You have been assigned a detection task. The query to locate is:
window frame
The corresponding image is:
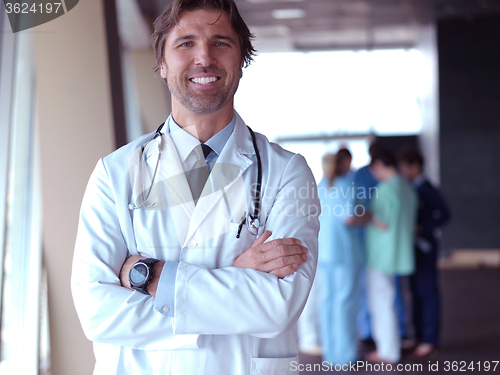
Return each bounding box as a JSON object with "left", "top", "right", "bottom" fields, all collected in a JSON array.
[{"left": 0, "top": 6, "right": 46, "bottom": 374}]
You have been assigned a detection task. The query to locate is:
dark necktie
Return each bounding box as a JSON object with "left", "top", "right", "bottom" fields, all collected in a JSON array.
[
  {"left": 201, "top": 144, "right": 212, "bottom": 160},
  {"left": 187, "top": 144, "right": 213, "bottom": 204}
]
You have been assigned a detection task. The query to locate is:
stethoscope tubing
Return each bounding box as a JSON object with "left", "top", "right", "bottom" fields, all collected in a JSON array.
[
  {"left": 130, "top": 123, "right": 263, "bottom": 238},
  {"left": 247, "top": 126, "right": 262, "bottom": 222}
]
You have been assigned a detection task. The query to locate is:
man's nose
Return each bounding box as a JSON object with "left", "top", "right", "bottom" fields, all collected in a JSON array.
[{"left": 194, "top": 44, "right": 216, "bottom": 67}]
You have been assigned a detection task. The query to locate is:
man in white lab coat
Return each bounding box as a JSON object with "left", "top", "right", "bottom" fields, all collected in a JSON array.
[{"left": 71, "top": 1, "right": 320, "bottom": 374}]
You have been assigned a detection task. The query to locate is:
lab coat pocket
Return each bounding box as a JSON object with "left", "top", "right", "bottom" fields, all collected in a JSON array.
[
  {"left": 251, "top": 355, "right": 299, "bottom": 375},
  {"left": 229, "top": 221, "right": 254, "bottom": 245},
  {"left": 229, "top": 220, "right": 254, "bottom": 241}
]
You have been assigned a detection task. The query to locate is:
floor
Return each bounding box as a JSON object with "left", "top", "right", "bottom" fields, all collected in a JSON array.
[{"left": 299, "top": 268, "right": 500, "bottom": 374}]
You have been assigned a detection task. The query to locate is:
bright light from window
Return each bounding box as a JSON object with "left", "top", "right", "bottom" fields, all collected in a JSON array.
[
  {"left": 236, "top": 49, "right": 423, "bottom": 140},
  {"left": 235, "top": 49, "right": 424, "bottom": 181},
  {"left": 271, "top": 9, "right": 306, "bottom": 19}
]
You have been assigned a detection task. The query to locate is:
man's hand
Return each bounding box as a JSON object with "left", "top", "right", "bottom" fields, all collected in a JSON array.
[
  {"left": 233, "top": 230, "right": 308, "bottom": 279},
  {"left": 119, "top": 255, "right": 165, "bottom": 297}
]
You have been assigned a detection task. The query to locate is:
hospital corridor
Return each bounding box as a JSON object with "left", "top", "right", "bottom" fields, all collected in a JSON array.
[{"left": 1, "top": 0, "right": 499, "bottom": 374}]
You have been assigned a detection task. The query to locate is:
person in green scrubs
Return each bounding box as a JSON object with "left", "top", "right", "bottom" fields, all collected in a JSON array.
[{"left": 364, "top": 149, "right": 417, "bottom": 363}]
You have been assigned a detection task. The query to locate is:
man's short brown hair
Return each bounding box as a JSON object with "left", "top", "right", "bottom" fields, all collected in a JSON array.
[{"left": 151, "top": 0, "right": 256, "bottom": 71}]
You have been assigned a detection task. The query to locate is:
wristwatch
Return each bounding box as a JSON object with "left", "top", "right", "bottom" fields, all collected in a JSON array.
[{"left": 129, "top": 258, "right": 159, "bottom": 295}]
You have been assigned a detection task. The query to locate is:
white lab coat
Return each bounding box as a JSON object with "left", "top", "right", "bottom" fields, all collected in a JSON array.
[{"left": 71, "top": 112, "right": 320, "bottom": 375}]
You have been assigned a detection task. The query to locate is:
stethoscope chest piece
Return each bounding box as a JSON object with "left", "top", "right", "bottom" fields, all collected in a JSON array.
[
  {"left": 247, "top": 216, "right": 259, "bottom": 235},
  {"left": 236, "top": 211, "right": 260, "bottom": 238}
]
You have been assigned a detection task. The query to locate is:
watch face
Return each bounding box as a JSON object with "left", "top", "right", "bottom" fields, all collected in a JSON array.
[{"left": 130, "top": 263, "right": 148, "bottom": 284}]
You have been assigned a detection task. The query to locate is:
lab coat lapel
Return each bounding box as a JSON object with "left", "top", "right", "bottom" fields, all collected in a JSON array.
[
  {"left": 146, "top": 132, "right": 196, "bottom": 247},
  {"left": 183, "top": 113, "right": 256, "bottom": 246}
]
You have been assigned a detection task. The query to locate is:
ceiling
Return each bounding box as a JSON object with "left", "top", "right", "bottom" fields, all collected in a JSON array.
[{"left": 135, "top": 0, "right": 500, "bottom": 51}]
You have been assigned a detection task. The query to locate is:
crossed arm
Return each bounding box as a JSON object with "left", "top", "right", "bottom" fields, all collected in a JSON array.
[
  {"left": 73, "top": 154, "right": 319, "bottom": 348},
  {"left": 119, "top": 230, "right": 309, "bottom": 296}
]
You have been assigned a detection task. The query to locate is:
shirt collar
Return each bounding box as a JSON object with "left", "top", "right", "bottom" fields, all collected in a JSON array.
[
  {"left": 204, "top": 115, "right": 235, "bottom": 159},
  {"left": 166, "top": 114, "right": 236, "bottom": 163},
  {"left": 166, "top": 116, "right": 200, "bottom": 163}
]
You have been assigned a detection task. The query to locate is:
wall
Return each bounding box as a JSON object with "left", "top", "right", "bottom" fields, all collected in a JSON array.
[
  {"left": 129, "top": 49, "right": 171, "bottom": 134},
  {"left": 438, "top": 14, "right": 500, "bottom": 250},
  {"left": 34, "top": 0, "right": 114, "bottom": 373},
  {"left": 416, "top": 25, "right": 440, "bottom": 187}
]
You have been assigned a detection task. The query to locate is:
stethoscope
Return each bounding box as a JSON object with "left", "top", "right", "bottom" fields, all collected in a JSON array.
[{"left": 128, "top": 123, "right": 262, "bottom": 239}]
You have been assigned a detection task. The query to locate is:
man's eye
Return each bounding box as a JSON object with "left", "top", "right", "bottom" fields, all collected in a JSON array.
[
  {"left": 180, "top": 42, "right": 192, "bottom": 47},
  {"left": 215, "top": 42, "right": 228, "bottom": 46}
]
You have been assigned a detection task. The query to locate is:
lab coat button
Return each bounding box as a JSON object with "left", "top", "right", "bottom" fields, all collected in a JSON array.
[
  {"left": 162, "top": 306, "right": 170, "bottom": 313},
  {"left": 187, "top": 239, "right": 197, "bottom": 249}
]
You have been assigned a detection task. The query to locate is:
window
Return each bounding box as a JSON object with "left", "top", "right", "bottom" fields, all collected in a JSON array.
[
  {"left": 0, "top": 7, "right": 49, "bottom": 375},
  {"left": 235, "top": 49, "right": 423, "bottom": 180}
]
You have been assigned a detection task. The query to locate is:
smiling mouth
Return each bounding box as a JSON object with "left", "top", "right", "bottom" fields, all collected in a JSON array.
[{"left": 190, "top": 76, "right": 220, "bottom": 85}]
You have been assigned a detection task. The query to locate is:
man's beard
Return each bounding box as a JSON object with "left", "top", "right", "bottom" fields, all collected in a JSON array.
[{"left": 166, "top": 67, "right": 239, "bottom": 114}]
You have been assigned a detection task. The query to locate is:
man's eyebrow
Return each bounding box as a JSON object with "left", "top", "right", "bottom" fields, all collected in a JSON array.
[
  {"left": 171, "top": 34, "right": 236, "bottom": 44},
  {"left": 212, "top": 34, "right": 236, "bottom": 43},
  {"left": 172, "top": 35, "right": 197, "bottom": 44}
]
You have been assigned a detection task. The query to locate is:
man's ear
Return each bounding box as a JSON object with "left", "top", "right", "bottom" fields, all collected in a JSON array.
[{"left": 160, "top": 61, "right": 168, "bottom": 79}]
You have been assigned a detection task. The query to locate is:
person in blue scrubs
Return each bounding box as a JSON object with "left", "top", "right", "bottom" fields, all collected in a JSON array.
[
  {"left": 317, "top": 149, "right": 362, "bottom": 365},
  {"left": 352, "top": 152, "right": 379, "bottom": 344}
]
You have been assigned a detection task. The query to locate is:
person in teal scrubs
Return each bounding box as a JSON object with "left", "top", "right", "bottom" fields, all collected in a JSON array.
[
  {"left": 364, "top": 149, "right": 417, "bottom": 363},
  {"left": 317, "top": 149, "right": 363, "bottom": 365}
]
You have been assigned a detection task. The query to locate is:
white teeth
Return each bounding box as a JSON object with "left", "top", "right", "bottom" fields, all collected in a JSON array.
[{"left": 191, "top": 76, "right": 218, "bottom": 84}]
